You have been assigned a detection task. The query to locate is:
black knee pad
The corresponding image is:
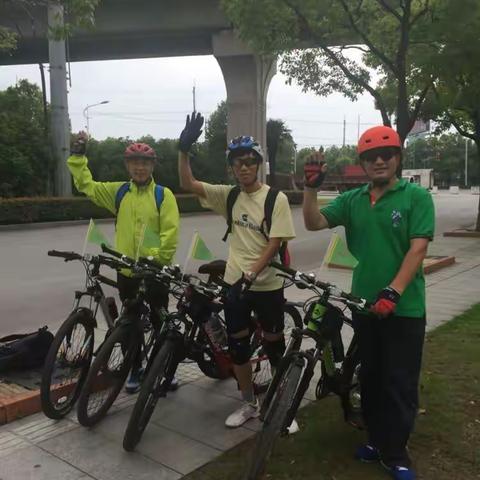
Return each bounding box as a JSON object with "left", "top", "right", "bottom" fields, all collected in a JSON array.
[
  {"left": 228, "top": 335, "right": 251, "bottom": 365},
  {"left": 263, "top": 337, "right": 286, "bottom": 368}
]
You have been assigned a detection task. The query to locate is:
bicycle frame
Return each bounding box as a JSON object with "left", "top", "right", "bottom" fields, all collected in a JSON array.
[{"left": 69, "top": 257, "right": 119, "bottom": 331}]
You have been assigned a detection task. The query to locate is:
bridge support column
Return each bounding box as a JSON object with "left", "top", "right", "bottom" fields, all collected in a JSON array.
[
  {"left": 48, "top": 1, "right": 71, "bottom": 196},
  {"left": 213, "top": 31, "right": 276, "bottom": 183}
]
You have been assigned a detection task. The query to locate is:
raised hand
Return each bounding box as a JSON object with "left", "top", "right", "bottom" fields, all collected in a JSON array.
[
  {"left": 71, "top": 131, "right": 89, "bottom": 156},
  {"left": 179, "top": 112, "right": 204, "bottom": 153},
  {"left": 304, "top": 148, "right": 327, "bottom": 189}
]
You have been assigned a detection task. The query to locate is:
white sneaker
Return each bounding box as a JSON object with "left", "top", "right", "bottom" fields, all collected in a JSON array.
[
  {"left": 287, "top": 418, "right": 300, "bottom": 434},
  {"left": 225, "top": 399, "right": 260, "bottom": 428}
]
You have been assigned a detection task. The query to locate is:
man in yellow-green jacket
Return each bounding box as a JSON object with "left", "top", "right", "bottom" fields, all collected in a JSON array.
[{"left": 68, "top": 133, "right": 180, "bottom": 392}]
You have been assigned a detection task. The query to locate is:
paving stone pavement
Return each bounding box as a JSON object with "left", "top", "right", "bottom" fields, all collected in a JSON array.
[{"left": 1, "top": 234, "right": 478, "bottom": 480}]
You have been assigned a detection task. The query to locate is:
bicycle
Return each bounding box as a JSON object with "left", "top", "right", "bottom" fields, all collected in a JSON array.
[
  {"left": 76, "top": 245, "right": 175, "bottom": 427},
  {"left": 41, "top": 250, "right": 125, "bottom": 420},
  {"left": 242, "top": 261, "right": 369, "bottom": 480},
  {"left": 122, "top": 263, "right": 303, "bottom": 451}
]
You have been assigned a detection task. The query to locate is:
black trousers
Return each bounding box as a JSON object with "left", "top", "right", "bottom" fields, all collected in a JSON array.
[
  {"left": 353, "top": 313, "right": 426, "bottom": 467},
  {"left": 117, "top": 273, "right": 169, "bottom": 370},
  {"left": 117, "top": 273, "right": 169, "bottom": 317}
]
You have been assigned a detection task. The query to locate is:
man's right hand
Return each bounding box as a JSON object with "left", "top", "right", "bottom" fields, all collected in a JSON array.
[
  {"left": 71, "top": 131, "right": 89, "bottom": 156},
  {"left": 179, "top": 112, "right": 204, "bottom": 154},
  {"left": 226, "top": 274, "right": 252, "bottom": 304},
  {"left": 304, "top": 149, "right": 327, "bottom": 189}
]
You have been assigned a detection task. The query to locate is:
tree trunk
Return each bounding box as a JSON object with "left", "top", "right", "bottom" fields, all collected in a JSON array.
[{"left": 475, "top": 139, "right": 480, "bottom": 231}]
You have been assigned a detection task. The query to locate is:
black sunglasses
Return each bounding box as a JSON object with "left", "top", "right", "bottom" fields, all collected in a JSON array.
[
  {"left": 232, "top": 156, "right": 258, "bottom": 168},
  {"left": 360, "top": 147, "right": 399, "bottom": 163}
]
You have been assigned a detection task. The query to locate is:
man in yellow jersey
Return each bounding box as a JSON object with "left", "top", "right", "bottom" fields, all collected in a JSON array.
[
  {"left": 177, "top": 113, "right": 297, "bottom": 428},
  {"left": 303, "top": 126, "right": 435, "bottom": 480},
  {"left": 68, "top": 133, "right": 180, "bottom": 392}
]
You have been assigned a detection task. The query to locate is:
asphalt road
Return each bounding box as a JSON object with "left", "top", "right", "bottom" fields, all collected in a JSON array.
[{"left": 0, "top": 191, "right": 477, "bottom": 336}]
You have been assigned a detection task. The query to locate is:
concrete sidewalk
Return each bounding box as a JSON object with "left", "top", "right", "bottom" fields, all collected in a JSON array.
[{"left": 1, "top": 233, "right": 479, "bottom": 480}]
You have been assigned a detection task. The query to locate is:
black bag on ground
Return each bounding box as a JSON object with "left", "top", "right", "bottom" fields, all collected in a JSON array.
[{"left": 0, "top": 326, "right": 54, "bottom": 372}]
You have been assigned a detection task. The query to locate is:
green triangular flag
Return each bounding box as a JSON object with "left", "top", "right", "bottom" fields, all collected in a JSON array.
[
  {"left": 86, "top": 219, "right": 111, "bottom": 247},
  {"left": 191, "top": 232, "right": 214, "bottom": 261},
  {"left": 324, "top": 232, "right": 358, "bottom": 269}
]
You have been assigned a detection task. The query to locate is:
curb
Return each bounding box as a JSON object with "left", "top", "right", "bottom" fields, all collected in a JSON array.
[
  {"left": 0, "top": 210, "right": 216, "bottom": 232},
  {"left": 326, "top": 255, "right": 456, "bottom": 275},
  {"left": 443, "top": 229, "right": 480, "bottom": 238},
  {"left": 423, "top": 255, "right": 456, "bottom": 274},
  {"left": 0, "top": 389, "right": 41, "bottom": 425}
]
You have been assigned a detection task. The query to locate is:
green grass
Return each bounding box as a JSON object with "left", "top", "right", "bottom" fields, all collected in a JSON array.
[{"left": 185, "top": 304, "right": 480, "bottom": 480}]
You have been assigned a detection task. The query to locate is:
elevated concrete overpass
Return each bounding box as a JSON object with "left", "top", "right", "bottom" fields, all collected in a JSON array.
[
  {"left": 0, "top": 0, "right": 232, "bottom": 64},
  {"left": 0, "top": 0, "right": 275, "bottom": 194}
]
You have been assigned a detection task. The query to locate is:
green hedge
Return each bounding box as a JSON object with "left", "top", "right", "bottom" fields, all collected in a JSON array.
[{"left": 0, "top": 190, "right": 302, "bottom": 225}]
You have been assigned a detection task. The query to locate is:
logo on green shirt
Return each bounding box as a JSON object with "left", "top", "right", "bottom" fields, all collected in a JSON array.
[{"left": 391, "top": 209, "right": 402, "bottom": 228}]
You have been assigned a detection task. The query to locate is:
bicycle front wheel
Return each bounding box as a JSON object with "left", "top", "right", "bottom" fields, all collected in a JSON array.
[
  {"left": 123, "top": 338, "right": 177, "bottom": 451},
  {"left": 243, "top": 361, "right": 303, "bottom": 480},
  {"left": 40, "top": 309, "right": 95, "bottom": 419},
  {"left": 77, "top": 324, "right": 138, "bottom": 427}
]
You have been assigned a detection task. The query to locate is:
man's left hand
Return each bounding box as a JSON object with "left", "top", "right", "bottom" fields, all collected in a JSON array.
[{"left": 371, "top": 286, "right": 401, "bottom": 317}]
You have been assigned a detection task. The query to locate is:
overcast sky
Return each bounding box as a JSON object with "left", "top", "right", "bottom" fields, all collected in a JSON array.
[{"left": 0, "top": 55, "right": 382, "bottom": 148}]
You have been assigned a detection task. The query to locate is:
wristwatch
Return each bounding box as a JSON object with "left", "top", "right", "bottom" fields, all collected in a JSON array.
[{"left": 244, "top": 271, "right": 257, "bottom": 282}]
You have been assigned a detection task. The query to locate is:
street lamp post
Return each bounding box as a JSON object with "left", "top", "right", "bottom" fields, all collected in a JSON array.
[{"left": 83, "top": 100, "right": 110, "bottom": 136}]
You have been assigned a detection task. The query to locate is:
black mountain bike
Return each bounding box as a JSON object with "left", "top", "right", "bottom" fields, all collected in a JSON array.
[
  {"left": 122, "top": 264, "right": 303, "bottom": 452},
  {"left": 242, "top": 262, "right": 370, "bottom": 480},
  {"left": 76, "top": 245, "right": 176, "bottom": 427},
  {"left": 41, "top": 250, "right": 125, "bottom": 420}
]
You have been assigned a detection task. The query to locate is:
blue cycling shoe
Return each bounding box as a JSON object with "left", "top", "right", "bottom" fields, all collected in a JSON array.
[
  {"left": 125, "top": 368, "right": 180, "bottom": 394},
  {"left": 383, "top": 464, "right": 416, "bottom": 480},
  {"left": 355, "top": 444, "right": 380, "bottom": 463},
  {"left": 125, "top": 368, "right": 144, "bottom": 394}
]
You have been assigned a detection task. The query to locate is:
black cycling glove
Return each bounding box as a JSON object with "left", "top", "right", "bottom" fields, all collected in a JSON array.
[{"left": 179, "top": 112, "right": 204, "bottom": 153}]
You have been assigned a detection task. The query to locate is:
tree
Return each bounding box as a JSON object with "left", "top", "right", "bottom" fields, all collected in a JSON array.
[
  {"left": 415, "top": 0, "right": 480, "bottom": 230},
  {"left": 0, "top": 80, "right": 50, "bottom": 197},
  {"left": 222, "top": 0, "right": 438, "bottom": 143},
  {"left": 196, "top": 101, "right": 231, "bottom": 185},
  {"left": 266, "top": 119, "right": 295, "bottom": 183}
]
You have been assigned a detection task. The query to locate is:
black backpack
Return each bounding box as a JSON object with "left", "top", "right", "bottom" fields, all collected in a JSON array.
[
  {"left": 0, "top": 326, "right": 54, "bottom": 373},
  {"left": 222, "top": 186, "right": 291, "bottom": 266}
]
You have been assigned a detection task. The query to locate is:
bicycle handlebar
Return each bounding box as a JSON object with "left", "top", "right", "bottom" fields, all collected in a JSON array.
[
  {"left": 101, "top": 243, "right": 131, "bottom": 261},
  {"left": 48, "top": 250, "right": 83, "bottom": 262},
  {"left": 270, "top": 261, "right": 368, "bottom": 309}
]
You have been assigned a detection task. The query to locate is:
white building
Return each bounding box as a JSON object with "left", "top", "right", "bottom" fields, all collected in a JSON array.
[{"left": 402, "top": 169, "right": 434, "bottom": 189}]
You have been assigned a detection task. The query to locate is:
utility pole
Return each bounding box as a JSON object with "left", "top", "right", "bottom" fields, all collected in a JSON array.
[
  {"left": 342, "top": 116, "right": 346, "bottom": 147},
  {"left": 48, "top": 0, "right": 71, "bottom": 196},
  {"left": 465, "top": 138, "right": 469, "bottom": 187},
  {"left": 192, "top": 81, "right": 196, "bottom": 113},
  {"left": 357, "top": 114, "right": 360, "bottom": 140}
]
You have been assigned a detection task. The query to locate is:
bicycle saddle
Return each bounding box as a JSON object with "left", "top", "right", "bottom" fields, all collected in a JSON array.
[{"left": 198, "top": 259, "right": 227, "bottom": 277}]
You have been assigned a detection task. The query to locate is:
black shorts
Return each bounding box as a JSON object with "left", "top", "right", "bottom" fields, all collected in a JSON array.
[{"left": 223, "top": 288, "right": 285, "bottom": 336}]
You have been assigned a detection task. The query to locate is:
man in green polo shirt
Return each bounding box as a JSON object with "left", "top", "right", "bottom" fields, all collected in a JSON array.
[{"left": 303, "top": 126, "right": 435, "bottom": 480}]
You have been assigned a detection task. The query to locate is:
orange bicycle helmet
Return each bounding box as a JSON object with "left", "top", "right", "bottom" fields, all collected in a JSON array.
[{"left": 357, "top": 126, "right": 401, "bottom": 155}]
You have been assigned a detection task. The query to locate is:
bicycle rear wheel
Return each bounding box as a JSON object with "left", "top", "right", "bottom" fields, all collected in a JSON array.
[
  {"left": 243, "top": 361, "right": 303, "bottom": 480},
  {"left": 40, "top": 309, "right": 95, "bottom": 419},
  {"left": 123, "top": 339, "right": 177, "bottom": 451},
  {"left": 77, "top": 324, "right": 138, "bottom": 427}
]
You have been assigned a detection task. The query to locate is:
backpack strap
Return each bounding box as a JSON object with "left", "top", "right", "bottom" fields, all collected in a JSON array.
[
  {"left": 222, "top": 186, "right": 241, "bottom": 242},
  {"left": 115, "top": 182, "right": 131, "bottom": 213},
  {"left": 154, "top": 184, "right": 165, "bottom": 210},
  {"left": 260, "top": 187, "right": 280, "bottom": 241},
  {"left": 115, "top": 182, "right": 164, "bottom": 214}
]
